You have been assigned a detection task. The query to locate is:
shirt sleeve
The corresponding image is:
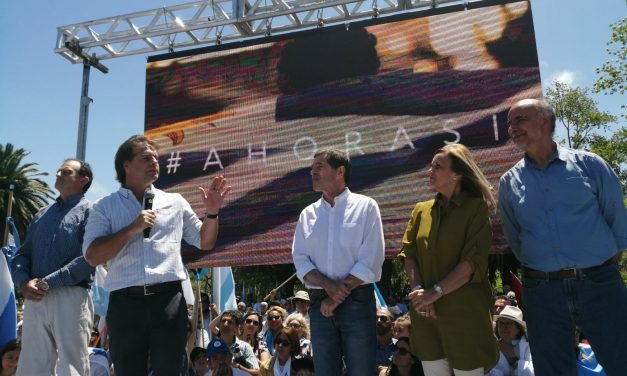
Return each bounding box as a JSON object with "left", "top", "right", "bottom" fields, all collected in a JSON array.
[
  {"left": 459, "top": 200, "right": 493, "bottom": 284},
  {"left": 588, "top": 154, "right": 627, "bottom": 251},
  {"left": 82, "top": 200, "right": 113, "bottom": 257},
  {"left": 348, "top": 199, "right": 385, "bottom": 283},
  {"left": 398, "top": 203, "right": 422, "bottom": 260},
  {"left": 179, "top": 194, "right": 203, "bottom": 249},
  {"left": 292, "top": 211, "right": 318, "bottom": 283},
  {"left": 497, "top": 175, "right": 522, "bottom": 259},
  {"left": 10, "top": 225, "right": 35, "bottom": 288},
  {"left": 42, "top": 256, "right": 95, "bottom": 289}
]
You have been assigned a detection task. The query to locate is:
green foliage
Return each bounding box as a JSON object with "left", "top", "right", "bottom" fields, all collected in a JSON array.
[
  {"left": 589, "top": 128, "right": 627, "bottom": 193},
  {"left": 545, "top": 81, "right": 617, "bottom": 149},
  {"left": 594, "top": 17, "right": 626, "bottom": 118},
  {"left": 0, "top": 143, "right": 54, "bottom": 243}
]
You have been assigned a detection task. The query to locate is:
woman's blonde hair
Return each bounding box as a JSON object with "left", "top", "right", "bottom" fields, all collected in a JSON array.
[
  {"left": 285, "top": 313, "right": 310, "bottom": 339},
  {"left": 435, "top": 143, "right": 496, "bottom": 208}
]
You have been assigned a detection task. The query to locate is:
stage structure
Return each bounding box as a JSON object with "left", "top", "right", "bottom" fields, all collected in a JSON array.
[{"left": 55, "top": 0, "right": 542, "bottom": 268}]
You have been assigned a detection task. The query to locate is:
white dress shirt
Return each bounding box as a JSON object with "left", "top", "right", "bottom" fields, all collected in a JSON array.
[
  {"left": 292, "top": 188, "right": 385, "bottom": 288},
  {"left": 82, "top": 186, "right": 203, "bottom": 291}
]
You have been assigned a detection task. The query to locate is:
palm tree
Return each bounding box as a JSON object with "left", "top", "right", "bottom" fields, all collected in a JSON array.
[{"left": 0, "top": 143, "right": 54, "bottom": 245}]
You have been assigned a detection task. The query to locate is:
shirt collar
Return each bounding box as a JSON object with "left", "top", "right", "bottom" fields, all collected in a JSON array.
[
  {"left": 522, "top": 142, "right": 565, "bottom": 169},
  {"left": 435, "top": 190, "right": 468, "bottom": 208},
  {"left": 320, "top": 187, "right": 350, "bottom": 208},
  {"left": 118, "top": 184, "right": 155, "bottom": 200},
  {"left": 55, "top": 193, "right": 85, "bottom": 207}
]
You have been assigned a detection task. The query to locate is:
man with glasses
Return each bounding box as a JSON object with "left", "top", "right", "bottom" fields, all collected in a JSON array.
[
  {"left": 375, "top": 308, "right": 396, "bottom": 371},
  {"left": 215, "top": 310, "right": 258, "bottom": 372},
  {"left": 286, "top": 290, "right": 310, "bottom": 325},
  {"left": 292, "top": 149, "right": 385, "bottom": 375},
  {"left": 12, "top": 158, "right": 95, "bottom": 375}
]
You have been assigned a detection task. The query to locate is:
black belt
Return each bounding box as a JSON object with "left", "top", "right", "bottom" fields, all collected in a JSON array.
[
  {"left": 116, "top": 280, "right": 182, "bottom": 296},
  {"left": 75, "top": 281, "right": 90, "bottom": 289},
  {"left": 309, "top": 283, "right": 373, "bottom": 298},
  {"left": 523, "top": 258, "right": 616, "bottom": 280}
]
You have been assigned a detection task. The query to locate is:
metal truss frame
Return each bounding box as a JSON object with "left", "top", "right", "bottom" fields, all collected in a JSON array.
[{"left": 54, "top": 0, "right": 493, "bottom": 63}]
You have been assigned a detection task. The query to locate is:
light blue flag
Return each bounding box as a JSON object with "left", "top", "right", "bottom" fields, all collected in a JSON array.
[
  {"left": 90, "top": 265, "right": 110, "bottom": 318},
  {"left": 0, "top": 251, "right": 16, "bottom": 348},
  {"left": 212, "top": 267, "right": 237, "bottom": 313}
]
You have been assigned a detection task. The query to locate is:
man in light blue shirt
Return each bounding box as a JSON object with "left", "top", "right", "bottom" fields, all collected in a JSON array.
[
  {"left": 12, "top": 158, "right": 95, "bottom": 375},
  {"left": 83, "top": 135, "right": 230, "bottom": 375},
  {"left": 498, "top": 98, "right": 627, "bottom": 375}
]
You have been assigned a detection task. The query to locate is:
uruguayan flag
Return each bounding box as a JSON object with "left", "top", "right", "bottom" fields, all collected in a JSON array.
[
  {"left": 212, "top": 267, "right": 237, "bottom": 313},
  {"left": 0, "top": 252, "right": 16, "bottom": 347},
  {"left": 90, "top": 265, "right": 109, "bottom": 318}
]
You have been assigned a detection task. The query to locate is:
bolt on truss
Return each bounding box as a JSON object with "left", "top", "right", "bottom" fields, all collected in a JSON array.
[{"left": 55, "top": 0, "right": 481, "bottom": 63}]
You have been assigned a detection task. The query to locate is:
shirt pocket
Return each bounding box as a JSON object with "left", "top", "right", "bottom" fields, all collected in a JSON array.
[{"left": 339, "top": 222, "right": 361, "bottom": 249}]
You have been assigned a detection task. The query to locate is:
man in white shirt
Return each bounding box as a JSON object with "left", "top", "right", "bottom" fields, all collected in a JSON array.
[
  {"left": 83, "top": 135, "right": 230, "bottom": 375},
  {"left": 292, "top": 149, "right": 385, "bottom": 376}
]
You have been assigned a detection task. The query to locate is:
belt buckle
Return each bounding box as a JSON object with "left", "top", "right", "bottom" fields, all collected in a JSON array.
[{"left": 143, "top": 284, "right": 155, "bottom": 296}]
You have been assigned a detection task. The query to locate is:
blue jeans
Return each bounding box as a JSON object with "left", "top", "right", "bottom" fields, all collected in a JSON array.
[
  {"left": 309, "top": 285, "right": 377, "bottom": 376},
  {"left": 523, "top": 262, "right": 627, "bottom": 376}
]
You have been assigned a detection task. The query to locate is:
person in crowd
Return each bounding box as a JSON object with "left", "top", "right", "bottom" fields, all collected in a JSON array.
[
  {"left": 83, "top": 135, "right": 230, "bottom": 375},
  {"left": 0, "top": 339, "right": 21, "bottom": 376},
  {"left": 206, "top": 338, "right": 249, "bottom": 376},
  {"left": 260, "top": 306, "right": 287, "bottom": 362},
  {"left": 378, "top": 337, "right": 425, "bottom": 376},
  {"left": 498, "top": 99, "right": 627, "bottom": 375},
  {"left": 399, "top": 143, "right": 499, "bottom": 375},
  {"left": 11, "top": 158, "right": 95, "bottom": 376},
  {"left": 237, "top": 302, "right": 247, "bottom": 313},
  {"left": 291, "top": 357, "right": 315, "bottom": 376},
  {"left": 239, "top": 311, "right": 264, "bottom": 360},
  {"left": 487, "top": 306, "right": 533, "bottom": 376},
  {"left": 376, "top": 308, "right": 396, "bottom": 370},
  {"left": 209, "top": 310, "right": 259, "bottom": 372},
  {"left": 88, "top": 347, "right": 110, "bottom": 376},
  {"left": 201, "top": 293, "right": 218, "bottom": 333},
  {"left": 292, "top": 149, "right": 385, "bottom": 376},
  {"left": 493, "top": 294, "right": 516, "bottom": 315},
  {"left": 392, "top": 314, "right": 411, "bottom": 340},
  {"left": 284, "top": 313, "right": 312, "bottom": 358},
  {"left": 286, "top": 291, "right": 310, "bottom": 325},
  {"left": 189, "top": 347, "right": 210, "bottom": 376},
  {"left": 259, "top": 328, "right": 300, "bottom": 376}
]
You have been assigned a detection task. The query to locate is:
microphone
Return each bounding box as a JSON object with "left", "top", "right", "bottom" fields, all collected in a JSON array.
[{"left": 143, "top": 190, "right": 155, "bottom": 238}]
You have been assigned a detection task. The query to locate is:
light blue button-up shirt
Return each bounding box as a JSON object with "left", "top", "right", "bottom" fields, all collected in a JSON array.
[
  {"left": 11, "top": 194, "right": 94, "bottom": 289},
  {"left": 498, "top": 146, "right": 627, "bottom": 272}
]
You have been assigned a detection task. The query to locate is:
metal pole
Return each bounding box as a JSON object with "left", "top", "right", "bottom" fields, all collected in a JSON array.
[
  {"left": 76, "top": 62, "right": 91, "bottom": 160},
  {"left": 3, "top": 184, "right": 15, "bottom": 246}
]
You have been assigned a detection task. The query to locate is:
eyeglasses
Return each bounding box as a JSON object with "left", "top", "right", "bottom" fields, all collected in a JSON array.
[
  {"left": 288, "top": 322, "right": 303, "bottom": 329},
  {"left": 275, "top": 339, "right": 291, "bottom": 347},
  {"left": 391, "top": 344, "right": 410, "bottom": 356},
  {"left": 376, "top": 316, "right": 390, "bottom": 323},
  {"left": 268, "top": 315, "right": 282, "bottom": 321},
  {"left": 245, "top": 318, "right": 260, "bottom": 326}
]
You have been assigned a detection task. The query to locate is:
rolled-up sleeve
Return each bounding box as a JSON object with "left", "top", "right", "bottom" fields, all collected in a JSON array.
[
  {"left": 82, "top": 201, "right": 112, "bottom": 257},
  {"left": 460, "top": 201, "right": 493, "bottom": 284},
  {"left": 398, "top": 203, "right": 422, "bottom": 260},
  {"left": 348, "top": 200, "right": 385, "bottom": 283}
]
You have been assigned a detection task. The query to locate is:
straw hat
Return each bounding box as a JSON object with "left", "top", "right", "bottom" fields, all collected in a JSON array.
[{"left": 493, "top": 305, "right": 526, "bottom": 330}]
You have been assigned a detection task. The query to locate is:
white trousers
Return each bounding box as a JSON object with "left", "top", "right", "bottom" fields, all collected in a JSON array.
[
  {"left": 422, "top": 358, "right": 484, "bottom": 376},
  {"left": 17, "top": 286, "right": 93, "bottom": 376}
]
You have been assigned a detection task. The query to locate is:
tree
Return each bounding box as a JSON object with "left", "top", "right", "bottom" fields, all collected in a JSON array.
[
  {"left": 0, "top": 143, "right": 54, "bottom": 244},
  {"left": 589, "top": 128, "right": 627, "bottom": 194},
  {"left": 594, "top": 17, "right": 626, "bottom": 117},
  {"left": 545, "top": 81, "right": 617, "bottom": 149}
]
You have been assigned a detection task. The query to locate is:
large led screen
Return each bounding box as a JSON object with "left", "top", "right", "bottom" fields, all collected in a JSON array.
[{"left": 145, "top": 0, "right": 541, "bottom": 268}]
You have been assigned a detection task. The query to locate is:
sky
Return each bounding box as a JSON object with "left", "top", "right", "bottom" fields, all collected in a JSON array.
[{"left": 1, "top": 0, "right": 625, "bottom": 203}]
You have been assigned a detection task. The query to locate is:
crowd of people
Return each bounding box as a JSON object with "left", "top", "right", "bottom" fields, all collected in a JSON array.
[{"left": 3, "top": 98, "right": 626, "bottom": 375}]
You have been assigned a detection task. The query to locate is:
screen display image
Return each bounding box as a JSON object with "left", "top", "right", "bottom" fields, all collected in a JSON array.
[{"left": 144, "top": 0, "right": 541, "bottom": 267}]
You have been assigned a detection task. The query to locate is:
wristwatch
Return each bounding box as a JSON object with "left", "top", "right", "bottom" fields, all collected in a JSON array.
[
  {"left": 432, "top": 283, "right": 444, "bottom": 297},
  {"left": 38, "top": 279, "right": 50, "bottom": 291},
  {"left": 412, "top": 284, "right": 423, "bottom": 291}
]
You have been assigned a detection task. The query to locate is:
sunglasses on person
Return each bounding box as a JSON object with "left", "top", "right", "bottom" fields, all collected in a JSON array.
[
  {"left": 245, "top": 318, "right": 260, "bottom": 326},
  {"left": 288, "top": 322, "right": 303, "bottom": 329},
  {"left": 268, "top": 315, "right": 282, "bottom": 321},
  {"left": 221, "top": 318, "right": 236, "bottom": 325},
  {"left": 376, "top": 315, "right": 391, "bottom": 323},
  {"left": 391, "top": 345, "right": 410, "bottom": 356},
  {"left": 275, "top": 338, "right": 291, "bottom": 347}
]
